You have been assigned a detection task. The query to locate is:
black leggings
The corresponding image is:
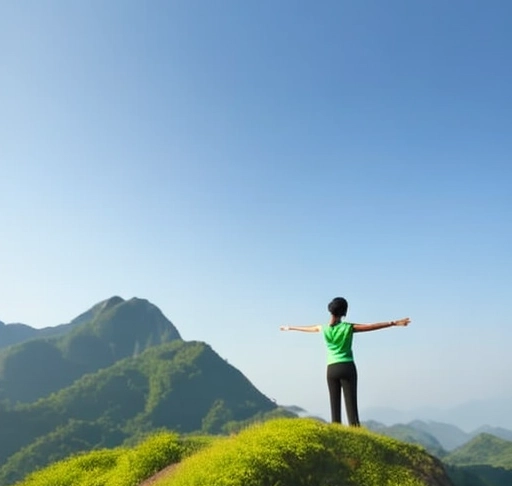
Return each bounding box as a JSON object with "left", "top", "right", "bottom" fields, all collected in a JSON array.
[{"left": 326, "top": 361, "right": 360, "bottom": 426}]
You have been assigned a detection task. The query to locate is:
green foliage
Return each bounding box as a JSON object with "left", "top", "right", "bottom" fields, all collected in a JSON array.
[
  {"left": 221, "top": 406, "right": 297, "bottom": 434},
  {"left": 444, "top": 433, "right": 512, "bottom": 469},
  {"left": 15, "top": 449, "right": 123, "bottom": 486},
  {"left": 0, "top": 339, "right": 77, "bottom": 403},
  {"left": 201, "top": 400, "right": 234, "bottom": 434},
  {"left": 13, "top": 432, "right": 185, "bottom": 486},
  {"left": 0, "top": 340, "right": 278, "bottom": 483},
  {"left": 164, "top": 418, "right": 451, "bottom": 486},
  {"left": 104, "top": 432, "right": 183, "bottom": 486},
  {"left": 446, "top": 463, "right": 512, "bottom": 486},
  {"left": 0, "top": 419, "right": 125, "bottom": 485}
]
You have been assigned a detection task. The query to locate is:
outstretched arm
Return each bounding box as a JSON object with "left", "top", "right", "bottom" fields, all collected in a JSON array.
[
  {"left": 280, "top": 325, "right": 322, "bottom": 333},
  {"left": 353, "top": 317, "right": 410, "bottom": 333}
]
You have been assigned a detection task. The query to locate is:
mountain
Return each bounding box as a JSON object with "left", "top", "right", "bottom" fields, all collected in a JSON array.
[
  {"left": 443, "top": 433, "right": 512, "bottom": 486},
  {"left": 0, "top": 296, "right": 181, "bottom": 404},
  {"left": 0, "top": 339, "right": 280, "bottom": 484},
  {"left": 0, "top": 297, "right": 284, "bottom": 485},
  {"left": 364, "top": 398, "right": 512, "bottom": 431},
  {"left": 365, "top": 420, "right": 446, "bottom": 457},
  {"left": 365, "top": 419, "right": 512, "bottom": 454},
  {"left": 445, "top": 433, "right": 512, "bottom": 469},
  {"left": 471, "top": 425, "right": 512, "bottom": 442},
  {"left": 406, "top": 420, "right": 472, "bottom": 451},
  {"left": 0, "top": 321, "right": 38, "bottom": 349},
  {"left": 362, "top": 417, "right": 512, "bottom": 454},
  {"left": 0, "top": 317, "right": 80, "bottom": 352}
]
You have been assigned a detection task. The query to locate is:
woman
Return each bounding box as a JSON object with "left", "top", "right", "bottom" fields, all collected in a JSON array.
[{"left": 280, "top": 297, "right": 410, "bottom": 426}]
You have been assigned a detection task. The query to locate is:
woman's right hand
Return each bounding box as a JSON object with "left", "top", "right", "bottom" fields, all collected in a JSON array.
[{"left": 394, "top": 318, "right": 411, "bottom": 327}]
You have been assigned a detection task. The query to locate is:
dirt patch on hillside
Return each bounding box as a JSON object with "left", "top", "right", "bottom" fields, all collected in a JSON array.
[{"left": 138, "top": 463, "right": 179, "bottom": 486}]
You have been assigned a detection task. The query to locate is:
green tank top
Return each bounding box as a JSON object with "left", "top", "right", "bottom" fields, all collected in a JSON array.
[{"left": 322, "top": 321, "right": 354, "bottom": 364}]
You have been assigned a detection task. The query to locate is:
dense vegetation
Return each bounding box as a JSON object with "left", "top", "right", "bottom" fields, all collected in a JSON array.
[
  {"left": 0, "top": 339, "right": 281, "bottom": 484},
  {"left": 444, "top": 432, "right": 512, "bottom": 469},
  {"left": 446, "top": 464, "right": 512, "bottom": 486},
  {"left": 13, "top": 419, "right": 454, "bottom": 486},
  {"left": 13, "top": 431, "right": 214, "bottom": 486}
]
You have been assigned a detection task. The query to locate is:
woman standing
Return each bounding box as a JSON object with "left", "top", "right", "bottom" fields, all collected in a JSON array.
[{"left": 280, "top": 297, "right": 410, "bottom": 425}]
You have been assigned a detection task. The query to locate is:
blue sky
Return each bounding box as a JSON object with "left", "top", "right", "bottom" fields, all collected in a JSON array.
[{"left": 1, "top": 1, "right": 511, "bottom": 428}]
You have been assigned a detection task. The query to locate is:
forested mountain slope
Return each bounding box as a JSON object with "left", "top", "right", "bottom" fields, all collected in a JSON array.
[
  {"left": 0, "top": 297, "right": 181, "bottom": 404},
  {"left": 0, "top": 339, "right": 279, "bottom": 485}
]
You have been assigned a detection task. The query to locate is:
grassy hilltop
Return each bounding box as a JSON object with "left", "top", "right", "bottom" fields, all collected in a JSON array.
[{"left": 14, "top": 418, "right": 454, "bottom": 486}]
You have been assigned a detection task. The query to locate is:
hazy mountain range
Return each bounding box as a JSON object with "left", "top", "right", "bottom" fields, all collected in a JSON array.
[
  {"left": 364, "top": 418, "right": 512, "bottom": 452},
  {"left": 363, "top": 399, "right": 512, "bottom": 432}
]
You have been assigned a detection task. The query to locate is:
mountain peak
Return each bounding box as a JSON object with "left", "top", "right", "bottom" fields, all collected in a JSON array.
[
  {"left": 0, "top": 296, "right": 183, "bottom": 405},
  {"left": 101, "top": 295, "right": 125, "bottom": 309},
  {"left": 69, "top": 296, "right": 125, "bottom": 327}
]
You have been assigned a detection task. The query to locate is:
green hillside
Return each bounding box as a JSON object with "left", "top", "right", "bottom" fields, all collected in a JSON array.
[
  {"left": 12, "top": 419, "right": 454, "bottom": 486},
  {"left": 0, "top": 339, "right": 280, "bottom": 485},
  {"left": 162, "top": 418, "right": 453, "bottom": 486},
  {"left": 446, "top": 463, "right": 512, "bottom": 486},
  {"left": 0, "top": 297, "right": 181, "bottom": 404},
  {"left": 444, "top": 433, "right": 512, "bottom": 469}
]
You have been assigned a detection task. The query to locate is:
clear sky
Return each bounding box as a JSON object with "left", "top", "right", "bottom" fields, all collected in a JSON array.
[{"left": 1, "top": 1, "right": 511, "bottom": 427}]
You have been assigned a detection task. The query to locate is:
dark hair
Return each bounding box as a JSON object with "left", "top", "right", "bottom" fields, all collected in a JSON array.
[{"left": 328, "top": 297, "right": 348, "bottom": 318}]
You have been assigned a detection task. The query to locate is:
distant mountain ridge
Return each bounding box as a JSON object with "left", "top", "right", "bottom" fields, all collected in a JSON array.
[
  {"left": 0, "top": 314, "right": 81, "bottom": 350},
  {"left": 365, "top": 419, "right": 512, "bottom": 453},
  {"left": 0, "top": 320, "right": 38, "bottom": 349},
  {"left": 364, "top": 420, "right": 512, "bottom": 486},
  {"left": 364, "top": 400, "right": 512, "bottom": 432}
]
